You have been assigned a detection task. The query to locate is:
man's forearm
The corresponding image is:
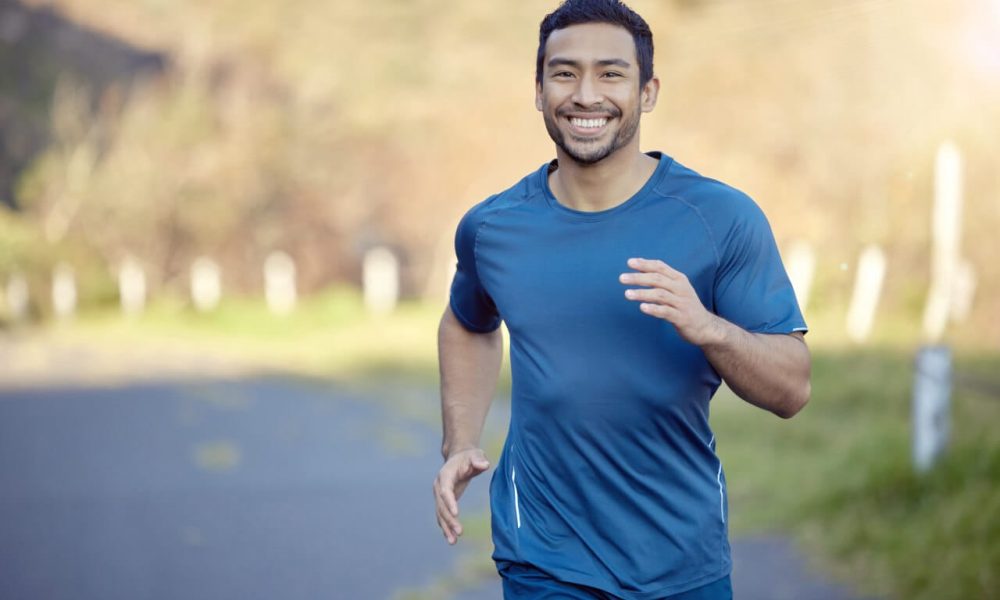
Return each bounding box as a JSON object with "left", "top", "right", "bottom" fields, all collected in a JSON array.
[
  {"left": 438, "top": 306, "right": 504, "bottom": 459},
  {"left": 619, "top": 258, "right": 810, "bottom": 418},
  {"left": 701, "top": 317, "right": 811, "bottom": 418}
]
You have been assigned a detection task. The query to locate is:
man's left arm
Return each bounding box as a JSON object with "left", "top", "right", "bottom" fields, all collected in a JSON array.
[{"left": 621, "top": 257, "right": 811, "bottom": 418}]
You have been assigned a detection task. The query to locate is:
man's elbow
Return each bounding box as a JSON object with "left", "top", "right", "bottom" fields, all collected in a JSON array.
[{"left": 775, "top": 380, "right": 811, "bottom": 419}]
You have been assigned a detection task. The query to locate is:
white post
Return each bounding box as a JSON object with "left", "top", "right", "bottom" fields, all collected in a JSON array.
[
  {"left": 52, "top": 263, "right": 77, "bottom": 320},
  {"left": 264, "top": 251, "right": 297, "bottom": 316},
  {"left": 190, "top": 257, "right": 221, "bottom": 312},
  {"left": 912, "top": 345, "right": 951, "bottom": 473},
  {"left": 4, "top": 273, "right": 29, "bottom": 322},
  {"left": 949, "top": 259, "right": 976, "bottom": 323},
  {"left": 922, "top": 142, "right": 963, "bottom": 342},
  {"left": 845, "top": 245, "right": 887, "bottom": 343},
  {"left": 363, "top": 246, "right": 400, "bottom": 316},
  {"left": 913, "top": 142, "right": 963, "bottom": 473},
  {"left": 784, "top": 241, "right": 816, "bottom": 313},
  {"left": 118, "top": 256, "right": 146, "bottom": 317}
]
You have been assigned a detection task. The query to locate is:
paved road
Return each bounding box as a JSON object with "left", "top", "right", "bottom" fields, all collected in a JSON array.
[
  {"left": 0, "top": 376, "right": 872, "bottom": 599},
  {"left": 0, "top": 377, "right": 496, "bottom": 599}
]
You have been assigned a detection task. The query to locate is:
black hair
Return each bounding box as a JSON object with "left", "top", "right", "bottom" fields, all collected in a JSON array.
[{"left": 536, "top": 0, "right": 654, "bottom": 89}]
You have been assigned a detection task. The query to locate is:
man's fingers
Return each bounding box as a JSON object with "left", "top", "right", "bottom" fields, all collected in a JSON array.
[
  {"left": 439, "top": 479, "right": 459, "bottom": 516},
  {"left": 435, "top": 508, "right": 454, "bottom": 544},
  {"left": 437, "top": 500, "right": 462, "bottom": 538},
  {"left": 436, "top": 502, "right": 461, "bottom": 543},
  {"left": 619, "top": 270, "right": 686, "bottom": 292},
  {"left": 640, "top": 302, "right": 678, "bottom": 320},
  {"left": 624, "top": 287, "right": 676, "bottom": 306},
  {"left": 434, "top": 484, "right": 462, "bottom": 543},
  {"left": 626, "top": 257, "right": 681, "bottom": 277},
  {"left": 433, "top": 449, "right": 491, "bottom": 545}
]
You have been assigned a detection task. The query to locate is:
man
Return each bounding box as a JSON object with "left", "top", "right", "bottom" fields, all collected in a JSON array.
[{"left": 433, "top": 1, "right": 811, "bottom": 598}]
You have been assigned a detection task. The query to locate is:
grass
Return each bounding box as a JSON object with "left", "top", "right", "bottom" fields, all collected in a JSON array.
[
  {"left": 48, "top": 287, "right": 444, "bottom": 382},
  {"left": 712, "top": 347, "right": 1000, "bottom": 599},
  {"left": 19, "top": 295, "right": 1000, "bottom": 600}
]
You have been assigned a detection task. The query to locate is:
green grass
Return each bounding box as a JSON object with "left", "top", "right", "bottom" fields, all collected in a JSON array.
[
  {"left": 712, "top": 348, "right": 1000, "bottom": 599},
  {"left": 32, "top": 297, "right": 1000, "bottom": 600},
  {"left": 54, "top": 287, "right": 444, "bottom": 382}
]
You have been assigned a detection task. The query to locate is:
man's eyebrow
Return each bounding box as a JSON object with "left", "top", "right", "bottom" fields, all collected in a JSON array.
[
  {"left": 595, "top": 58, "right": 631, "bottom": 68},
  {"left": 546, "top": 57, "right": 632, "bottom": 69}
]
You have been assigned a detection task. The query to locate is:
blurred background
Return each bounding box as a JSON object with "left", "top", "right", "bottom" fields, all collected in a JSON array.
[{"left": 0, "top": 0, "right": 998, "bottom": 598}]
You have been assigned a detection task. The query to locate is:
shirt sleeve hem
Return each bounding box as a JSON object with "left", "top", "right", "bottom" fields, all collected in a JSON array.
[
  {"left": 449, "top": 295, "right": 501, "bottom": 334},
  {"left": 745, "top": 323, "right": 809, "bottom": 336}
]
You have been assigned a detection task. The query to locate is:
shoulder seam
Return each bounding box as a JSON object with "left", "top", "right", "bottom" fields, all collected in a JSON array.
[
  {"left": 656, "top": 194, "right": 722, "bottom": 271},
  {"left": 472, "top": 191, "right": 537, "bottom": 295}
]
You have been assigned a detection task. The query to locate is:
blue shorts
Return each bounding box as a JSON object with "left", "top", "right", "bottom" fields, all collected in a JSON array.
[{"left": 498, "top": 561, "right": 732, "bottom": 600}]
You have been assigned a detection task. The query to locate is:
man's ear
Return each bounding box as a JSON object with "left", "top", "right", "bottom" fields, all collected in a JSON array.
[
  {"left": 640, "top": 75, "right": 660, "bottom": 113},
  {"left": 535, "top": 81, "right": 544, "bottom": 112}
]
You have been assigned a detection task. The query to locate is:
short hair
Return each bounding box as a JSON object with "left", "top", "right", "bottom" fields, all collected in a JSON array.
[{"left": 536, "top": 0, "right": 654, "bottom": 89}]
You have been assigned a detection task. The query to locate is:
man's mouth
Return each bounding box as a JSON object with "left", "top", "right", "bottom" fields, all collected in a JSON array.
[
  {"left": 569, "top": 117, "right": 608, "bottom": 129},
  {"left": 565, "top": 115, "right": 611, "bottom": 136}
]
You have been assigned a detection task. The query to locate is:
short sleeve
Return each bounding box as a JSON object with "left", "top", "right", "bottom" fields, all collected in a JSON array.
[
  {"left": 713, "top": 199, "right": 807, "bottom": 335},
  {"left": 449, "top": 204, "right": 501, "bottom": 333}
]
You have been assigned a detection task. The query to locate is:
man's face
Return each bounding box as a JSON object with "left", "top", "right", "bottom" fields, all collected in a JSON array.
[{"left": 536, "top": 22, "right": 658, "bottom": 165}]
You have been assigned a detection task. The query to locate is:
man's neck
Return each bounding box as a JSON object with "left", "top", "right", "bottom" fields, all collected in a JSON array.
[{"left": 548, "top": 148, "right": 659, "bottom": 213}]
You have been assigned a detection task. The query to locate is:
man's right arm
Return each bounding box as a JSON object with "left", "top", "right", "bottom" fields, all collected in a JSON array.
[{"left": 433, "top": 305, "right": 503, "bottom": 544}]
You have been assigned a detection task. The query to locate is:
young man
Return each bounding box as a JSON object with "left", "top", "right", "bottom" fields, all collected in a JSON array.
[{"left": 433, "top": 1, "right": 811, "bottom": 598}]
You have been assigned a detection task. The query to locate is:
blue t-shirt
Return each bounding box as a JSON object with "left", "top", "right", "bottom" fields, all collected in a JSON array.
[{"left": 449, "top": 152, "right": 807, "bottom": 599}]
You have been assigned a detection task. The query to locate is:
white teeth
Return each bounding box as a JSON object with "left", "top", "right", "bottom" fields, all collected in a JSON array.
[{"left": 570, "top": 117, "right": 608, "bottom": 129}]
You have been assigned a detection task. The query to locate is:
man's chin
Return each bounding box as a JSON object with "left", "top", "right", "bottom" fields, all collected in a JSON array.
[{"left": 559, "top": 143, "right": 614, "bottom": 165}]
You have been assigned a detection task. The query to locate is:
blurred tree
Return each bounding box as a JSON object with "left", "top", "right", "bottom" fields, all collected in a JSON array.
[{"left": 2, "top": 0, "right": 998, "bottom": 338}]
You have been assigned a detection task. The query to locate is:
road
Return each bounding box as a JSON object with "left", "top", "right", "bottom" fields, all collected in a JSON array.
[{"left": 0, "top": 374, "right": 872, "bottom": 599}]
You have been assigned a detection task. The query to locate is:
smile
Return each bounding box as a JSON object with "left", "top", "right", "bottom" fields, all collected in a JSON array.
[{"left": 569, "top": 117, "right": 608, "bottom": 129}]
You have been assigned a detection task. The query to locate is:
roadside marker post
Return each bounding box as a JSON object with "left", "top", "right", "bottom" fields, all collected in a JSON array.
[
  {"left": 912, "top": 345, "right": 952, "bottom": 473},
  {"left": 363, "top": 247, "right": 399, "bottom": 316},
  {"left": 912, "top": 141, "right": 964, "bottom": 474}
]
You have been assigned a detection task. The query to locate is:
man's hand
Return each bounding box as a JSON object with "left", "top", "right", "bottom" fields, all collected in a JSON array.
[
  {"left": 620, "top": 257, "right": 811, "bottom": 418},
  {"left": 433, "top": 448, "right": 490, "bottom": 545},
  {"left": 619, "top": 257, "right": 722, "bottom": 346}
]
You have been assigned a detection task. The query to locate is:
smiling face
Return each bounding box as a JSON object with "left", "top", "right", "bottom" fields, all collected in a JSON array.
[{"left": 536, "top": 22, "right": 659, "bottom": 165}]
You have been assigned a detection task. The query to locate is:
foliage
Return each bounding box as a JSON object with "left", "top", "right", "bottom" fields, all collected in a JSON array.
[{"left": 3, "top": 0, "right": 998, "bottom": 340}]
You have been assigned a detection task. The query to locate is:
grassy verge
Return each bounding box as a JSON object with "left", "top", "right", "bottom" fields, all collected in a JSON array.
[
  {"left": 43, "top": 288, "right": 444, "bottom": 382},
  {"left": 24, "top": 296, "right": 1000, "bottom": 599},
  {"left": 712, "top": 348, "right": 999, "bottom": 599}
]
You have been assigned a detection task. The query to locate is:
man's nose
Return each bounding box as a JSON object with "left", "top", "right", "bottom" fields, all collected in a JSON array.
[{"left": 571, "top": 74, "right": 603, "bottom": 107}]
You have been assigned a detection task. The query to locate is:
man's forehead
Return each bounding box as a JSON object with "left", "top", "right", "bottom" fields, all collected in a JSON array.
[{"left": 544, "top": 22, "right": 636, "bottom": 66}]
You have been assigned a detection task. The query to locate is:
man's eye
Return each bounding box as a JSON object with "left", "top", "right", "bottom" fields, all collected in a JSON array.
[
  {"left": 603, "top": 72, "right": 623, "bottom": 78},
  {"left": 553, "top": 71, "right": 574, "bottom": 78}
]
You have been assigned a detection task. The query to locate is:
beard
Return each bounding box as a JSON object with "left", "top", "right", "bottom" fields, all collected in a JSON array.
[{"left": 542, "top": 104, "right": 640, "bottom": 165}]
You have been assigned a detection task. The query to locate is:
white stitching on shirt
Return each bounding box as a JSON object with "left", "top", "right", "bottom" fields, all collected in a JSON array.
[
  {"left": 708, "top": 434, "right": 726, "bottom": 524},
  {"left": 511, "top": 466, "right": 522, "bottom": 529}
]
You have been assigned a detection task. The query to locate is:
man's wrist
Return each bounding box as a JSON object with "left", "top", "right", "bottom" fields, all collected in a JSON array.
[
  {"left": 441, "top": 443, "right": 479, "bottom": 461},
  {"left": 696, "top": 313, "right": 732, "bottom": 349}
]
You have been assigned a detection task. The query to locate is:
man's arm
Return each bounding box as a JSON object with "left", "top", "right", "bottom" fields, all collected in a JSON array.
[
  {"left": 621, "top": 258, "right": 811, "bottom": 418},
  {"left": 699, "top": 326, "right": 810, "bottom": 418},
  {"left": 433, "top": 306, "right": 503, "bottom": 544}
]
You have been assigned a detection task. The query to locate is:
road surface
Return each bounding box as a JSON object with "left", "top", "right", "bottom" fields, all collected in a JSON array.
[{"left": 0, "top": 374, "right": 873, "bottom": 599}]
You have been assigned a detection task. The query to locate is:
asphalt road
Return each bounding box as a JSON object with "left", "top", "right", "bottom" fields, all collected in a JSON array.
[{"left": 0, "top": 376, "right": 872, "bottom": 599}]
